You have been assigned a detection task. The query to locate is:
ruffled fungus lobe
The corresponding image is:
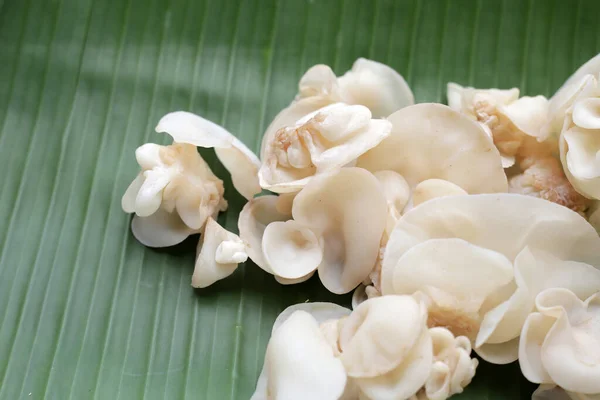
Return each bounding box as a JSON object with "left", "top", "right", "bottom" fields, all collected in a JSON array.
[
  {"left": 259, "top": 103, "right": 391, "bottom": 193},
  {"left": 251, "top": 303, "right": 351, "bottom": 400},
  {"left": 381, "top": 193, "right": 600, "bottom": 363},
  {"left": 122, "top": 142, "right": 227, "bottom": 247},
  {"left": 292, "top": 167, "right": 388, "bottom": 294},
  {"left": 191, "top": 217, "right": 247, "bottom": 288},
  {"left": 519, "top": 288, "right": 600, "bottom": 396},
  {"left": 357, "top": 103, "right": 507, "bottom": 194}
]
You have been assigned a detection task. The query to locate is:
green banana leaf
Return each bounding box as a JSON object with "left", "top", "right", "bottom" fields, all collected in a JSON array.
[{"left": 0, "top": 0, "right": 597, "bottom": 398}]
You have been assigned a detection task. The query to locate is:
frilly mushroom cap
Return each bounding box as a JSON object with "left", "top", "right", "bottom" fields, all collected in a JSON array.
[
  {"left": 357, "top": 103, "right": 507, "bottom": 193},
  {"left": 374, "top": 170, "right": 411, "bottom": 220},
  {"left": 355, "top": 326, "right": 433, "bottom": 400},
  {"left": 261, "top": 220, "right": 323, "bottom": 279},
  {"left": 475, "top": 247, "right": 600, "bottom": 363},
  {"left": 238, "top": 195, "right": 291, "bottom": 274},
  {"left": 258, "top": 103, "right": 392, "bottom": 193},
  {"left": 531, "top": 288, "right": 600, "bottom": 394},
  {"left": 520, "top": 288, "right": 600, "bottom": 395},
  {"left": 382, "top": 194, "right": 600, "bottom": 346},
  {"left": 263, "top": 311, "right": 347, "bottom": 400},
  {"left": 251, "top": 303, "right": 351, "bottom": 400},
  {"left": 447, "top": 83, "right": 520, "bottom": 114},
  {"left": 548, "top": 73, "right": 598, "bottom": 136},
  {"left": 292, "top": 167, "right": 388, "bottom": 294},
  {"left": 339, "top": 295, "right": 428, "bottom": 378},
  {"left": 391, "top": 238, "right": 514, "bottom": 340},
  {"left": 531, "top": 385, "right": 583, "bottom": 400},
  {"left": 155, "top": 111, "right": 261, "bottom": 200},
  {"left": 498, "top": 95, "right": 549, "bottom": 139},
  {"left": 336, "top": 58, "right": 414, "bottom": 118},
  {"left": 191, "top": 217, "right": 247, "bottom": 288}
]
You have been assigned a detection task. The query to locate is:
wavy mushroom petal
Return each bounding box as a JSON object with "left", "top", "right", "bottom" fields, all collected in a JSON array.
[
  {"left": 572, "top": 98, "right": 600, "bottom": 130},
  {"left": 122, "top": 173, "right": 145, "bottom": 213},
  {"left": 192, "top": 217, "right": 247, "bottom": 288},
  {"left": 498, "top": 95, "right": 549, "bottom": 138},
  {"left": 548, "top": 74, "right": 598, "bottom": 136},
  {"left": 358, "top": 103, "right": 507, "bottom": 193},
  {"left": 238, "top": 195, "right": 291, "bottom": 273},
  {"left": 265, "top": 311, "right": 347, "bottom": 400},
  {"left": 292, "top": 168, "right": 388, "bottom": 294},
  {"left": 536, "top": 288, "right": 600, "bottom": 394},
  {"left": 339, "top": 295, "right": 428, "bottom": 377},
  {"left": 337, "top": 58, "right": 414, "bottom": 117},
  {"left": 262, "top": 220, "right": 323, "bottom": 279},
  {"left": 411, "top": 179, "right": 468, "bottom": 208},
  {"left": 518, "top": 312, "right": 555, "bottom": 384},
  {"left": 130, "top": 209, "right": 196, "bottom": 248},
  {"left": 474, "top": 337, "right": 520, "bottom": 365},
  {"left": 355, "top": 328, "right": 433, "bottom": 400},
  {"left": 156, "top": 111, "right": 261, "bottom": 200},
  {"left": 382, "top": 194, "right": 600, "bottom": 296},
  {"left": 374, "top": 170, "right": 411, "bottom": 219},
  {"left": 391, "top": 238, "right": 514, "bottom": 339},
  {"left": 298, "top": 64, "right": 340, "bottom": 99}
]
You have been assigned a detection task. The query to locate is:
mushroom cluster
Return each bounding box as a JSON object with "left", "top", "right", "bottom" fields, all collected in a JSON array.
[{"left": 120, "top": 55, "right": 600, "bottom": 399}]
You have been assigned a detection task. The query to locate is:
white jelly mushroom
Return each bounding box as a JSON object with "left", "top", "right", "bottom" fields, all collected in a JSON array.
[
  {"left": 123, "top": 142, "right": 227, "bottom": 247},
  {"left": 411, "top": 179, "right": 468, "bottom": 208},
  {"left": 355, "top": 326, "right": 433, "bottom": 400},
  {"left": 358, "top": 103, "right": 507, "bottom": 193},
  {"left": 476, "top": 246, "right": 600, "bottom": 364},
  {"left": 391, "top": 238, "right": 514, "bottom": 340},
  {"left": 419, "top": 327, "right": 478, "bottom": 400},
  {"left": 238, "top": 195, "right": 290, "bottom": 274},
  {"left": 292, "top": 167, "right": 388, "bottom": 294},
  {"left": 520, "top": 288, "right": 600, "bottom": 395},
  {"left": 381, "top": 194, "right": 600, "bottom": 345},
  {"left": 447, "top": 83, "right": 549, "bottom": 167},
  {"left": 262, "top": 220, "right": 323, "bottom": 279},
  {"left": 263, "top": 311, "right": 347, "bottom": 400},
  {"left": 191, "top": 217, "right": 247, "bottom": 288},
  {"left": 339, "top": 295, "right": 428, "bottom": 378},
  {"left": 251, "top": 302, "right": 351, "bottom": 400},
  {"left": 259, "top": 103, "right": 391, "bottom": 193},
  {"left": 296, "top": 58, "right": 414, "bottom": 118},
  {"left": 155, "top": 111, "right": 261, "bottom": 200},
  {"left": 559, "top": 94, "right": 600, "bottom": 200}
]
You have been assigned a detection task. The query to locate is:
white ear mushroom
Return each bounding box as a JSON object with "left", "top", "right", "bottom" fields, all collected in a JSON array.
[
  {"left": 259, "top": 103, "right": 391, "bottom": 193},
  {"left": 251, "top": 303, "right": 351, "bottom": 400},
  {"left": 381, "top": 193, "right": 600, "bottom": 357},
  {"left": 191, "top": 217, "right": 247, "bottom": 288},
  {"left": 122, "top": 141, "right": 227, "bottom": 247},
  {"left": 292, "top": 167, "right": 388, "bottom": 294},
  {"left": 374, "top": 170, "right": 411, "bottom": 229},
  {"left": 238, "top": 195, "right": 291, "bottom": 274},
  {"left": 263, "top": 311, "right": 347, "bottom": 400},
  {"left": 261, "top": 220, "right": 323, "bottom": 280},
  {"left": 358, "top": 103, "right": 507, "bottom": 194},
  {"left": 476, "top": 246, "right": 600, "bottom": 364},
  {"left": 156, "top": 111, "right": 261, "bottom": 200}
]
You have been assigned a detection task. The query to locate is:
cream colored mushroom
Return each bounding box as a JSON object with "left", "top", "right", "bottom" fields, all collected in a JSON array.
[
  {"left": 559, "top": 91, "right": 600, "bottom": 200},
  {"left": 122, "top": 142, "right": 227, "bottom": 247},
  {"left": 339, "top": 295, "right": 428, "bottom": 378},
  {"left": 155, "top": 111, "right": 261, "bottom": 200},
  {"left": 413, "top": 327, "right": 478, "bottom": 400},
  {"left": 357, "top": 103, "right": 507, "bottom": 194},
  {"left": 191, "top": 217, "right": 247, "bottom": 288},
  {"left": 262, "top": 220, "right": 323, "bottom": 280},
  {"left": 519, "top": 288, "right": 600, "bottom": 395},
  {"left": 476, "top": 246, "right": 600, "bottom": 364},
  {"left": 297, "top": 58, "right": 414, "bottom": 118},
  {"left": 447, "top": 83, "right": 549, "bottom": 168},
  {"left": 381, "top": 193, "right": 600, "bottom": 361},
  {"left": 532, "top": 384, "right": 600, "bottom": 400},
  {"left": 259, "top": 103, "right": 391, "bottom": 193},
  {"left": 262, "top": 311, "right": 347, "bottom": 400},
  {"left": 292, "top": 167, "right": 388, "bottom": 294},
  {"left": 251, "top": 302, "right": 351, "bottom": 400},
  {"left": 374, "top": 170, "right": 411, "bottom": 231}
]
